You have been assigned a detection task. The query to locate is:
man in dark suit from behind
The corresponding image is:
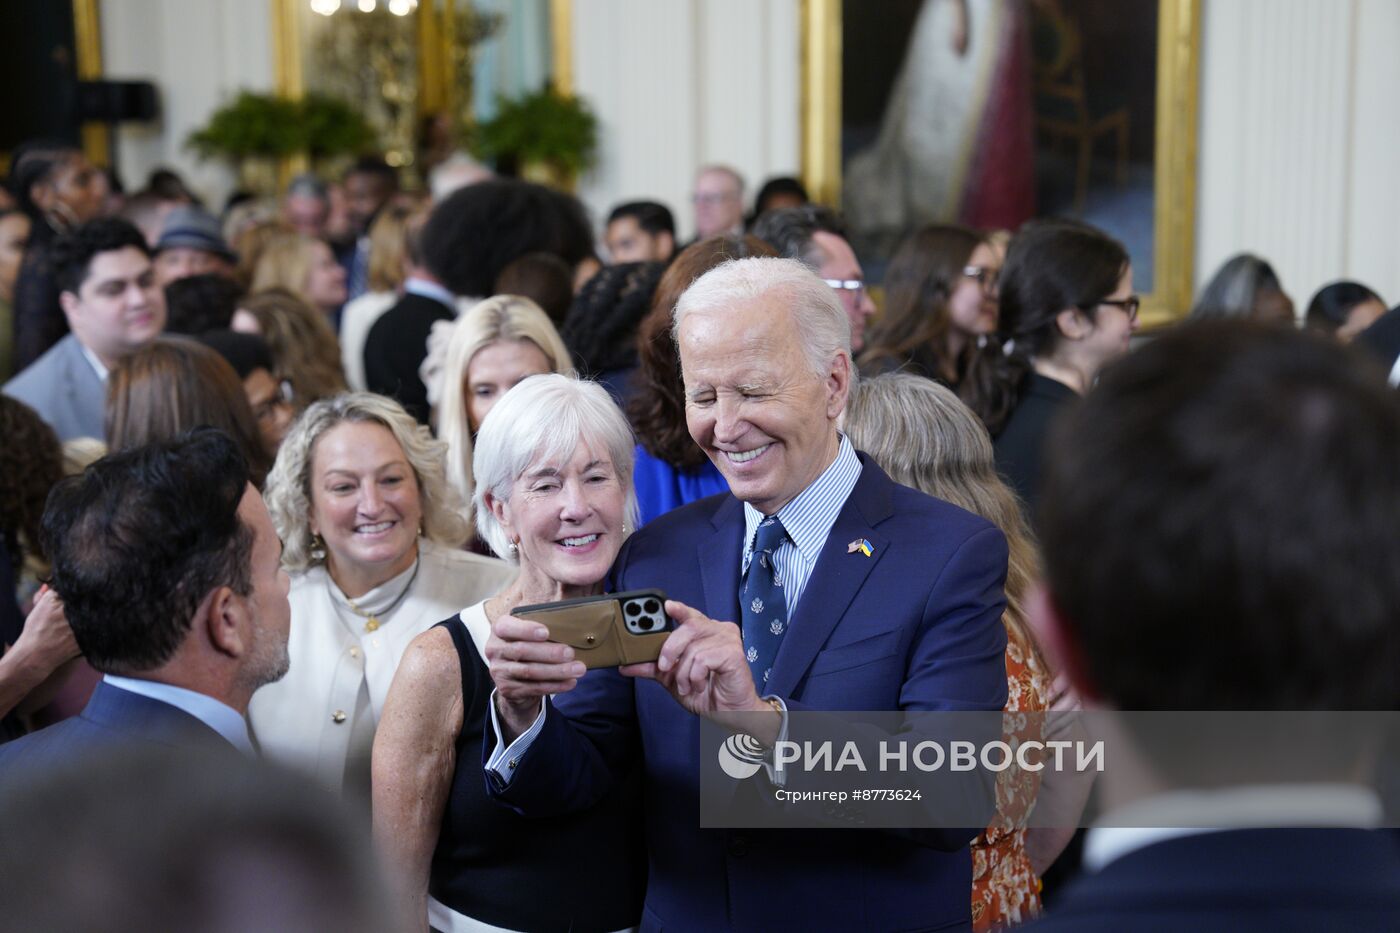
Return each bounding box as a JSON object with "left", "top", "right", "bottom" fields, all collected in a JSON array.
[
  {"left": 0, "top": 428, "right": 291, "bottom": 779},
  {"left": 1026, "top": 321, "right": 1400, "bottom": 931},
  {"left": 363, "top": 208, "right": 454, "bottom": 425}
]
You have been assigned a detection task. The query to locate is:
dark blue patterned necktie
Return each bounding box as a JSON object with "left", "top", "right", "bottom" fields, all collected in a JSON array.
[{"left": 741, "top": 516, "right": 790, "bottom": 690}]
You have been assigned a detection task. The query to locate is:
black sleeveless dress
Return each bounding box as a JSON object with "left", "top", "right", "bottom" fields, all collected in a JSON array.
[{"left": 427, "top": 612, "right": 645, "bottom": 932}]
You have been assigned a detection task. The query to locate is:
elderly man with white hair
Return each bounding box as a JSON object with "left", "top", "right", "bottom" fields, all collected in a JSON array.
[{"left": 485, "top": 257, "right": 1010, "bottom": 931}]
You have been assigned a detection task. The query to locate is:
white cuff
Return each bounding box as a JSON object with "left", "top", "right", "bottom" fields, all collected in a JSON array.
[{"left": 485, "top": 689, "right": 546, "bottom": 786}]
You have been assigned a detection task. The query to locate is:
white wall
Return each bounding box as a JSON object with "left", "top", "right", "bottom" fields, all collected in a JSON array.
[
  {"left": 100, "top": 0, "right": 273, "bottom": 210},
  {"left": 569, "top": 0, "right": 801, "bottom": 237},
  {"left": 1195, "top": 0, "right": 1400, "bottom": 307}
]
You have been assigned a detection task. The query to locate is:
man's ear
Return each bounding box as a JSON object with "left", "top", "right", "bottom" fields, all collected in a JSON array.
[
  {"left": 826, "top": 351, "right": 852, "bottom": 421},
  {"left": 1055, "top": 308, "right": 1091, "bottom": 341},
  {"left": 202, "top": 585, "right": 247, "bottom": 660},
  {"left": 1026, "top": 584, "right": 1104, "bottom": 706},
  {"left": 58, "top": 289, "right": 80, "bottom": 324}
]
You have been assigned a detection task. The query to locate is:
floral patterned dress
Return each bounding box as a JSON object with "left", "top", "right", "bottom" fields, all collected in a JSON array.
[{"left": 970, "top": 629, "right": 1050, "bottom": 930}]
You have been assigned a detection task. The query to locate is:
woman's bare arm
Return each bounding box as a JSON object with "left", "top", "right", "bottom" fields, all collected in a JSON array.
[{"left": 372, "top": 625, "right": 466, "bottom": 932}]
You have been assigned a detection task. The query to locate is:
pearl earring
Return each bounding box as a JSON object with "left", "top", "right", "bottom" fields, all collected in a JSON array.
[{"left": 310, "top": 533, "right": 327, "bottom": 561}]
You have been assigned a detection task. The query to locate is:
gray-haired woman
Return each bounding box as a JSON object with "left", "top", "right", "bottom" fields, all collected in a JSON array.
[
  {"left": 372, "top": 373, "right": 644, "bottom": 933},
  {"left": 248, "top": 392, "right": 515, "bottom": 798}
]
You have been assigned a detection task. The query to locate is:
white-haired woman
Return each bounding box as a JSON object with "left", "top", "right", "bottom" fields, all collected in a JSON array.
[
  {"left": 433, "top": 295, "right": 573, "bottom": 540},
  {"left": 373, "top": 374, "right": 644, "bottom": 933},
  {"left": 249, "top": 392, "right": 516, "bottom": 798}
]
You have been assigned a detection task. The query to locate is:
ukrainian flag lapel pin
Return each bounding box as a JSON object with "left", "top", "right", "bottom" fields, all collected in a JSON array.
[{"left": 846, "top": 538, "right": 874, "bottom": 557}]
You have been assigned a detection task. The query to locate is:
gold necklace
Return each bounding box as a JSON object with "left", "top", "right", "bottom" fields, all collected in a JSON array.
[{"left": 339, "top": 557, "right": 421, "bottom": 633}]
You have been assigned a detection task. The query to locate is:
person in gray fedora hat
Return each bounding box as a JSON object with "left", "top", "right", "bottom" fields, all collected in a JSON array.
[{"left": 153, "top": 205, "right": 238, "bottom": 287}]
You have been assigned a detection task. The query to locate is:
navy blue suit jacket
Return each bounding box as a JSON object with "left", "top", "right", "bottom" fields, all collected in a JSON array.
[
  {"left": 1027, "top": 829, "right": 1400, "bottom": 931},
  {"left": 0, "top": 680, "right": 235, "bottom": 785},
  {"left": 491, "top": 455, "right": 1009, "bottom": 932}
]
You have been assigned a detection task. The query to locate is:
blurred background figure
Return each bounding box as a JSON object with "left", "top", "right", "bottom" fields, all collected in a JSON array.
[
  {"left": 605, "top": 200, "right": 676, "bottom": 264},
  {"left": 436, "top": 296, "right": 573, "bottom": 548},
  {"left": 232, "top": 288, "right": 348, "bottom": 410},
  {"left": 340, "top": 157, "right": 401, "bottom": 304},
  {"left": 1304, "top": 280, "right": 1386, "bottom": 343},
  {"left": 0, "top": 748, "right": 391, "bottom": 933},
  {"left": 627, "top": 235, "right": 776, "bottom": 525},
  {"left": 341, "top": 202, "right": 418, "bottom": 393},
  {"left": 198, "top": 329, "right": 296, "bottom": 456},
  {"left": 105, "top": 336, "right": 273, "bottom": 488},
  {"left": 749, "top": 175, "right": 809, "bottom": 223},
  {"left": 250, "top": 231, "right": 348, "bottom": 326},
  {"left": 0, "top": 207, "right": 32, "bottom": 381},
  {"left": 163, "top": 272, "right": 244, "bottom": 336},
  {"left": 283, "top": 173, "right": 331, "bottom": 238},
  {"left": 561, "top": 260, "right": 666, "bottom": 405},
  {"left": 151, "top": 206, "right": 238, "bottom": 287},
  {"left": 860, "top": 224, "right": 1001, "bottom": 387},
  {"left": 492, "top": 252, "right": 574, "bottom": 327},
  {"left": 690, "top": 164, "right": 745, "bottom": 240},
  {"left": 9, "top": 140, "right": 107, "bottom": 370},
  {"left": 1190, "top": 252, "right": 1295, "bottom": 325},
  {"left": 250, "top": 393, "right": 514, "bottom": 801}
]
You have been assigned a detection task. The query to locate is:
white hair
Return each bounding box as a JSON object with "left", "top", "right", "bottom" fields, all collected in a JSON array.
[
  {"left": 671, "top": 256, "right": 853, "bottom": 379},
  {"left": 471, "top": 374, "right": 640, "bottom": 562}
]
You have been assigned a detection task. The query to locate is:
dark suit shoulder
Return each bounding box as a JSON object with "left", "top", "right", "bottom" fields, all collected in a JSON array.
[{"left": 367, "top": 292, "right": 454, "bottom": 335}]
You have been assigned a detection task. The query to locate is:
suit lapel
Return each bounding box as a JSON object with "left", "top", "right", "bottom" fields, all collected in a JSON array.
[
  {"left": 766, "top": 460, "right": 893, "bottom": 696},
  {"left": 697, "top": 496, "right": 744, "bottom": 627}
]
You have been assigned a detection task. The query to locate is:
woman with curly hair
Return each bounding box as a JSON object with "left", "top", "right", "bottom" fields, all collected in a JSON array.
[
  {"left": 560, "top": 260, "right": 667, "bottom": 404},
  {"left": 247, "top": 392, "right": 515, "bottom": 798},
  {"left": 232, "top": 287, "right": 348, "bottom": 409},
  {"left": 627, "top": 234, "right": 776, "bottom": 525}
]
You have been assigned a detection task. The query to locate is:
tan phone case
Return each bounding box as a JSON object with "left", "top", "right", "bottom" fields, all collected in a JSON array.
[{"left": 515, "top": 590, "right": 673, "bottom": 669}]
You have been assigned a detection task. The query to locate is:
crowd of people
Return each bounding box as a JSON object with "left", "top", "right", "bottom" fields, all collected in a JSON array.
[{"left": 2, "top": 138, "right": 1399, "bottom": 933}]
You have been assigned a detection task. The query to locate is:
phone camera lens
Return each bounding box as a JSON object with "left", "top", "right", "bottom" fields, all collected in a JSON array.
[
  {"left": 644, "top": 599, "right": 660, "bottom": 614},
  {"left": 625, "top": 602, "right": 641, "bottom": 616}
]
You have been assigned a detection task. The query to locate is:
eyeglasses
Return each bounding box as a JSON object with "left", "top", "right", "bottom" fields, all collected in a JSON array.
[
  {"left": 962, "top": 265, "right": 999, "bottom": 291},
  {"left": 1090, "top": 296, "right": 1141, "bottom": 323},
  {"left": 253, "top": 379, "right": 295, "bottom": 424},
  {"left": 822, "top": 278, "right": 867, "bottom": 299},
  {"left": 692, "top": 192, "right": 738, "bottom": 206}
]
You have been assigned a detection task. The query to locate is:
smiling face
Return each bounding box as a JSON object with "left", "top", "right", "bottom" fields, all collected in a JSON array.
[
  {"left": 679, "top": 291, "right": 849, "bottom": 516},
  {"left": 466, "top": 339, "right": 554, "bottom": 433},
  {"left": 490, "top": 438, "right": 627, "bottom": 594},
  {"left": 308, "top": 420, "right": 423, "bottom": 597},
  {"left": 60, "top": 245, "right": 165, "bottom": 368}
]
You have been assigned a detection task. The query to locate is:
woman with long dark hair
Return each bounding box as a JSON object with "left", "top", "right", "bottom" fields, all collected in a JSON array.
[
  {"left": 9, "top": 141, "right": 106, "bottom": 370},
  {"left": 859, "top": 224, "right": 1000, "bottom": 385},
  {"left": 961, "top": 220, "right": 1136, "bottom": 513}
]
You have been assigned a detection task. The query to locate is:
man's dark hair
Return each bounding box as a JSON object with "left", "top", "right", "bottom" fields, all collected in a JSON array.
[
  {"left": 1304, "top": 280, "right": 1384, "bottom": 334},
  {"left": 422, "top": 179, "right": 594, "bottom": 298},
  {"left": 164, "top": 273, "right": 245, "bottom": 335},
  {"left": 52, "top": 217, "right": 151, "bottom": 296},
  {"left": 607, "top": 201, "right": 676, "bottom": 238},
  {"left": 1040, "top": 321, "right": 1400, "bottom": 710},
  {"left": 197, "top": 330, "right": 275, "bottom": 381},
  {"left": 750, "top": 204, "right": 846, "bottom": 271},
  {"left": 494, "top": 252, "right": 574, "bottom": 326},
  {"left": 344, "top": 155, "right": 400, "bottom": 190},
  {"left": 40, "top": 427, "right": 254, "bottom": 673}
]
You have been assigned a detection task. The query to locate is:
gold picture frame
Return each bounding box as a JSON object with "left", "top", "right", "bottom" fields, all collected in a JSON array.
[{"left": 801, "top": 0, "right": 1201, "bottom": 326}]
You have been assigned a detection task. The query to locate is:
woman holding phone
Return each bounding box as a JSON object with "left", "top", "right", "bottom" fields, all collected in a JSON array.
[{"left": 373, "top": 373, "right": 644, "bottom": 933}]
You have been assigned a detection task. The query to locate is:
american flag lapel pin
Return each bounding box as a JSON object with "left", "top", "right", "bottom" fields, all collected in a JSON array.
[{"left": 847, "top": 538, "right": 874, "bottom": 557}]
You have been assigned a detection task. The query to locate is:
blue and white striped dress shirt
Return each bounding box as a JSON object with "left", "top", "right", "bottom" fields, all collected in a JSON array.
[{"left": 740, "top": 433, "right": 862, "bottom": 618}]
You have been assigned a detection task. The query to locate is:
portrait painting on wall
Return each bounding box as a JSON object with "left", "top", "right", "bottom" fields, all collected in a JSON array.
[{"left": 834, "top": 0, "right": 1186, "bottom": 313}]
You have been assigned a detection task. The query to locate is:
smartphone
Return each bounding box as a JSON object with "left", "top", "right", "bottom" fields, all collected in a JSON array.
[{"left": 514, "top": 589, "right": 675, "bottom": 669}]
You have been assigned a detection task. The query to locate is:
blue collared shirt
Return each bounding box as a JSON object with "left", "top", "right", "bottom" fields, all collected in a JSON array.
[
  {"left": 102, "top": 674, "right": 255, "bottom": 756},
  {"left": 740, "top": 433, "right": 862, "bottom": 617}
]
